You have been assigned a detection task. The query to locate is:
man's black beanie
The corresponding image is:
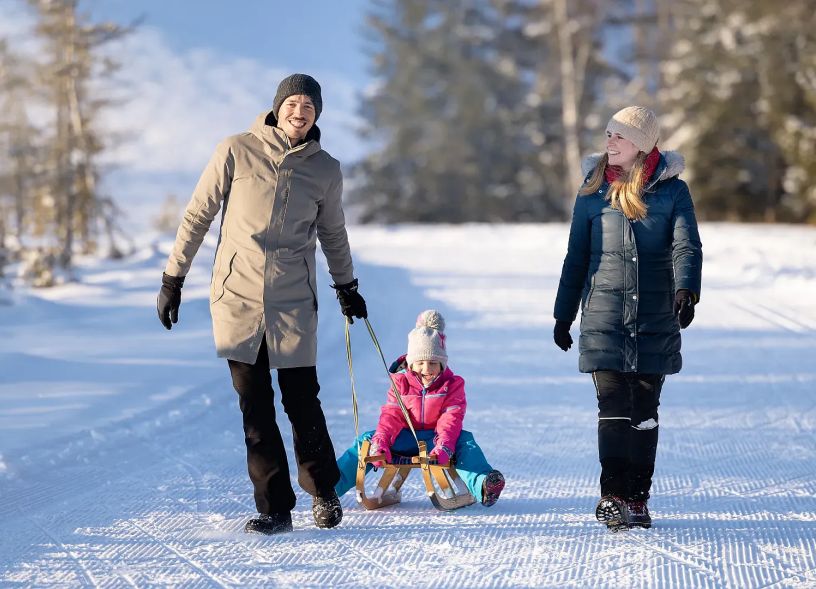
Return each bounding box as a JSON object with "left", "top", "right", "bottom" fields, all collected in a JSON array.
[{"left": 272, "top": 73, "right": 323, "bottom": 121}]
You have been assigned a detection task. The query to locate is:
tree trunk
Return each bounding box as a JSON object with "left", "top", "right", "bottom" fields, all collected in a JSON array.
[
  {"left": 553, "top": 0, "right": 583, "bottom": 216},
  {"left": 56, "top": 2, "right": 77, "bottom": 269}
]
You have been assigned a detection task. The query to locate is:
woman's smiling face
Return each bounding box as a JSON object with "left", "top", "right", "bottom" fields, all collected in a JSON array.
[{"left": 606, "top": 131, "right": 640, "bottom": 171}]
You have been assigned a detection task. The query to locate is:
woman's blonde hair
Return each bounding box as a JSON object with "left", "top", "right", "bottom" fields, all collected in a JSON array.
[{"left": 579, "top": 151, "right": 650, "bottom": 221}]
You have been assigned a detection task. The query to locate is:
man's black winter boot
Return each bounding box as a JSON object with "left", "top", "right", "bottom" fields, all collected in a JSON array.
[
  {"left": 312, "top": 491, "right": 343, "bottom": 529},
  {"left": 595, "top": 495, "right": 630, "bottom": 532},
  {"left": 244, "top": 512, "right": 293, "bottom": 535}
]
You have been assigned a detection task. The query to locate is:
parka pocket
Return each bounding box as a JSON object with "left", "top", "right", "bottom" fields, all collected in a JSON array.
[
  {"left": 303, "top": 257, "right": 318, "bottom": 312},
  {"left": 583, "top": 274, "right": 597, "bottom": 311},
  {"left": 210, "top": 250, "right": 237, "bottom": 304}
]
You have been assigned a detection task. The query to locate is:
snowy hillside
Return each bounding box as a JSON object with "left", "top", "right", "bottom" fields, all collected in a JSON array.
[{"left": 1, "top": 223, "right": 815, "bottom": 588}]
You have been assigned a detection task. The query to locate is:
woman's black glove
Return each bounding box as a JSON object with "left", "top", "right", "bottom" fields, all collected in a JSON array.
[
  {"left": 674, "top": 289, "right": 695, "bottom": 329},
  {"left": 157, "top": 273, "right": 185, "bottom": 330},
  {"left": 553, "top": 320, "right": 573, "bottom": 351},
  {"left": 333, "top": 278, "right": 367, "bottom": 324}
]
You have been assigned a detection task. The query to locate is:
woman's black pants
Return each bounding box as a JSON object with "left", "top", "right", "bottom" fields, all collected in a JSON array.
[
  {"left": 227, "top": 338, "right": 340, "bottom": 515},
  {"left": 592, "top": 370, "right": 664, "bottom": 501}
]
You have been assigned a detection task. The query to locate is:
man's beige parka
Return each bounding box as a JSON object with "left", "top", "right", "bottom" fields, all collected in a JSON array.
[{"left": 164, "top": 111, "right": 355, "bottom": 368}]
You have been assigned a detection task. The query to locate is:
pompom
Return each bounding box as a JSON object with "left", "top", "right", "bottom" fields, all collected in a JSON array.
[{"left": 415, "top": 309, "right": 445, "bottom": 333}]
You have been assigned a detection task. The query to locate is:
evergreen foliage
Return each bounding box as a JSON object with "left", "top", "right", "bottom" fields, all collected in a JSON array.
[
  {"left": 0, "top": 0, "right": 131, "bottom": 284},
  {"left": 353, "top": 0, "right": 546, "bottom": 222},
  {"left": 661, "top": 0, "right": 816, "bottom": 222},
  {"left": 354, "top": 0, "right": 816, "bottom": 224}
]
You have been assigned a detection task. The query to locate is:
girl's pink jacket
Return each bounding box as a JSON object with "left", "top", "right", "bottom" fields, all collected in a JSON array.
[{"left": 372, "top": 355, "right": 467, "bottom": 453}]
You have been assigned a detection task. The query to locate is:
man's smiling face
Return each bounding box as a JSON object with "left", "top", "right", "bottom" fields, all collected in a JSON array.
[{"left": 276, "top": 95, "right": 316, "bottom": 144}]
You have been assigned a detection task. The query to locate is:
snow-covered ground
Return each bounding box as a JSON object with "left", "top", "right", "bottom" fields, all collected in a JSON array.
[{"left": 1, "top": 223, "right": 815, "bottom": 588}]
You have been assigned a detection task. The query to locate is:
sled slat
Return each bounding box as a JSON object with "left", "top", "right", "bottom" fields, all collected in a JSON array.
[{"left": 356, "top": 439, "right": 476, "bottom": 512}]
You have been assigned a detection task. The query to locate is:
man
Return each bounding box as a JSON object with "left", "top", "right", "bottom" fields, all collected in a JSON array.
[{"left": 157, "top": 73, "right": 367, "bottom": 535}]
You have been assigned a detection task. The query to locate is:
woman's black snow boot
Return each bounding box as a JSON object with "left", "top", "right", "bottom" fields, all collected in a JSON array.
[
  {"left": 626, "top": 500, "right": 652, "bottom": 528},
  {"left": 595, "top": 495, "right": 630, "bottom": 532}
]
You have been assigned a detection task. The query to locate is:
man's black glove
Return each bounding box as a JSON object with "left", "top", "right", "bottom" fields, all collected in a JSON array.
[
  {"left": 553, "top": 320, "right": 573, "bottom": 351},
  {"left": 332, "top": 278, "right": 367, "bottom": 324},
  {"left": 674, "top": 289, "right": 695, "bottom": 329},
  {"left": 157, "top": 273, "right": 185, "bottom": 330}
]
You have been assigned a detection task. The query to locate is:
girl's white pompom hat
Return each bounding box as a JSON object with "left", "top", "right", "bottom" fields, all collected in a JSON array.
[{"left": 406, "top": 310, "right": 448, "bottom": 368}]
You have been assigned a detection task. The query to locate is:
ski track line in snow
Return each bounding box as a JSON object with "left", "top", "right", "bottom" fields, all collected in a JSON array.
[
  {"left": 26, "top": 512, "right": 102, "bottom": 588},
  {"left": 625, "top": 531, "right": 719, "bottom": 582},
  {"left": 723, "top": 534, "right": 812, "bottom": 589},
  {"left": 136, "top": 433, "right": 210, "bottom": 515},
  {"left": 502, "top": 529, "right": 656, "bottom": 586},
  {"left": 755, "top": 548, "right": 813, "bottom": 589},
  {"left": 662, "top": 432, "right": 812, "bottom": 491},
  {"left": 0, "top": 379, "right": 225, "bottom": 522},
  {"left": 731, "top": 298, "right": 816, "bottom": 334},
  {"left": 127, "top": 519, "right": 234, "bottom": 589},
  {"left": 333, "top": 536, "right": 399, "bottom": 583},
  {"left": 755, "top": 302, "right": 816, "bottom": 333}
]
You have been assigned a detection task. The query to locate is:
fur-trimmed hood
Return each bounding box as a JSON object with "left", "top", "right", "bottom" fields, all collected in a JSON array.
[{"left": 580, "top": 150, "right": 685, "bottom": 183}]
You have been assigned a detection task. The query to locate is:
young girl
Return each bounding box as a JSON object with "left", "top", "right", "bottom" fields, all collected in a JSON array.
[
  {"left": 335, "top": 310, "right": 504, "bottom": 507},
  {"left": 553, "top": 106, "right": 702, "bottom": 530}
]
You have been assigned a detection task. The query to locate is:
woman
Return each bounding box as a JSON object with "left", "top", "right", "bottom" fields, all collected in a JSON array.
[{"left": 553, "top": 106, "right": 702, "bottom": 530}]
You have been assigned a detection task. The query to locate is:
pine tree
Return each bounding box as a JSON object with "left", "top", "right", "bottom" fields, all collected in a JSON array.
[
  {"left": 0, "top": 39, "right": 39, "bottom": 274},
  {"left": 755, "top": 0, "right": 816, "bottom": 223},
  {"left": 27, "top": 0, "right": 130, "bottom": 268},
  {"left": 660, "top": 0, "right": 816, "bottom": 222},
  {"left": 353, "top": 0, "right": 555, "bottom": 222}
]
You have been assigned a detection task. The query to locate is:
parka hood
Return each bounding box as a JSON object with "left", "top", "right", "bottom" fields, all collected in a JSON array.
[
  {"left": 580, "top": 150, "right": 686, "bottom": 182},
  {"left": 249, "top": 110, "right": 322, "bottom": 152}
]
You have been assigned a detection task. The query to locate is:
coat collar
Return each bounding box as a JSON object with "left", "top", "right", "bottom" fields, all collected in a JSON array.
[
  {"left": 249, "top": 111, "right": 322, "bottom": 158},
  {"left": 581, "top": 150, "right": 686, "bottom": 183}
]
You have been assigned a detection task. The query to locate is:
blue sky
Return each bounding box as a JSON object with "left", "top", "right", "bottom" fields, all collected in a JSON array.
[
  {"left": 86, "top": 0, "right": 371, "bottom": 90},
  {"left": 3, "top": 0, "right": 374, "bottom": 227}
]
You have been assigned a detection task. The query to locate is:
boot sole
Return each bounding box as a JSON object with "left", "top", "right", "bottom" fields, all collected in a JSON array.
[
  {"left": 244, "top": 520, "right": 293, "bottom": 535},
  {"left": 314, "top": 515, "right": 342, "bottom": 529},
  {"left": 595, "top": 498, "right": 628, "bottom": 532}
]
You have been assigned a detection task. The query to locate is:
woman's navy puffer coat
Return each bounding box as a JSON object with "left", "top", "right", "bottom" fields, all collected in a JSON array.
[{"left": 554, "top": 151, "right": 702, "bottom": 375}]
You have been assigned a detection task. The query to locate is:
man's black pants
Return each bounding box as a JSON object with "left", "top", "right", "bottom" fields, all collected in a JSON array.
[
  {"left": 592, "top": 370, "right": 664, "bottom": 501},
  {"left": 227, "top": 338, "right": 340, "bottom": 515}
]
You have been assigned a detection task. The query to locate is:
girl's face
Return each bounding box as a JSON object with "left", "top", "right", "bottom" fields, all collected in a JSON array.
[
  {"left": 606, "top": 131, "right": 640, "bottom": 171},
  {"left": 411, "top": 360, "right": 442, "bottom": 385}
]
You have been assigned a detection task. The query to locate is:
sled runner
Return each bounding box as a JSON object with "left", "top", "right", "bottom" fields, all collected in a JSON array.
[
  {"left": 345, "top": 318, "right": 477, "bottom": 512},
  {"left": 355, "top": 439, "right": 476, "bottom": 511}
]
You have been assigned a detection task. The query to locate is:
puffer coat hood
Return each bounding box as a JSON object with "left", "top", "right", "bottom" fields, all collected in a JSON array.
[
  {"left": 165, "top": 110, "right": 355, "bottom": 367},
  {"left": 554, "top": 151, "right": 702, "bottom": 374},
  {"left": 580, "top": 150, "right": 686, "bottom": 182}
]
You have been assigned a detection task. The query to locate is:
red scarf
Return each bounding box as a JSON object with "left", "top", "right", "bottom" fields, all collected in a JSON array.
[{"left": 604, "top": 146, "right": 661, "bottom": 185}]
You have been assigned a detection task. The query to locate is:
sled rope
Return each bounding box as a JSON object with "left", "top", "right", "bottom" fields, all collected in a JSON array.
[
  {"left": 362, "top": 317, "right": 419, "bottom": 443},
  {"left": 344, "top": 318, "right": 420, "bottom": 465},
  {"left": 343, "top": 318, "right": 361, "bottom": 455}
]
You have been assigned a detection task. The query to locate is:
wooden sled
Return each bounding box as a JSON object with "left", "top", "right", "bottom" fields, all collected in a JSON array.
[{"left": 355, "top": 439, "right": 476, "bottom": 511}]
